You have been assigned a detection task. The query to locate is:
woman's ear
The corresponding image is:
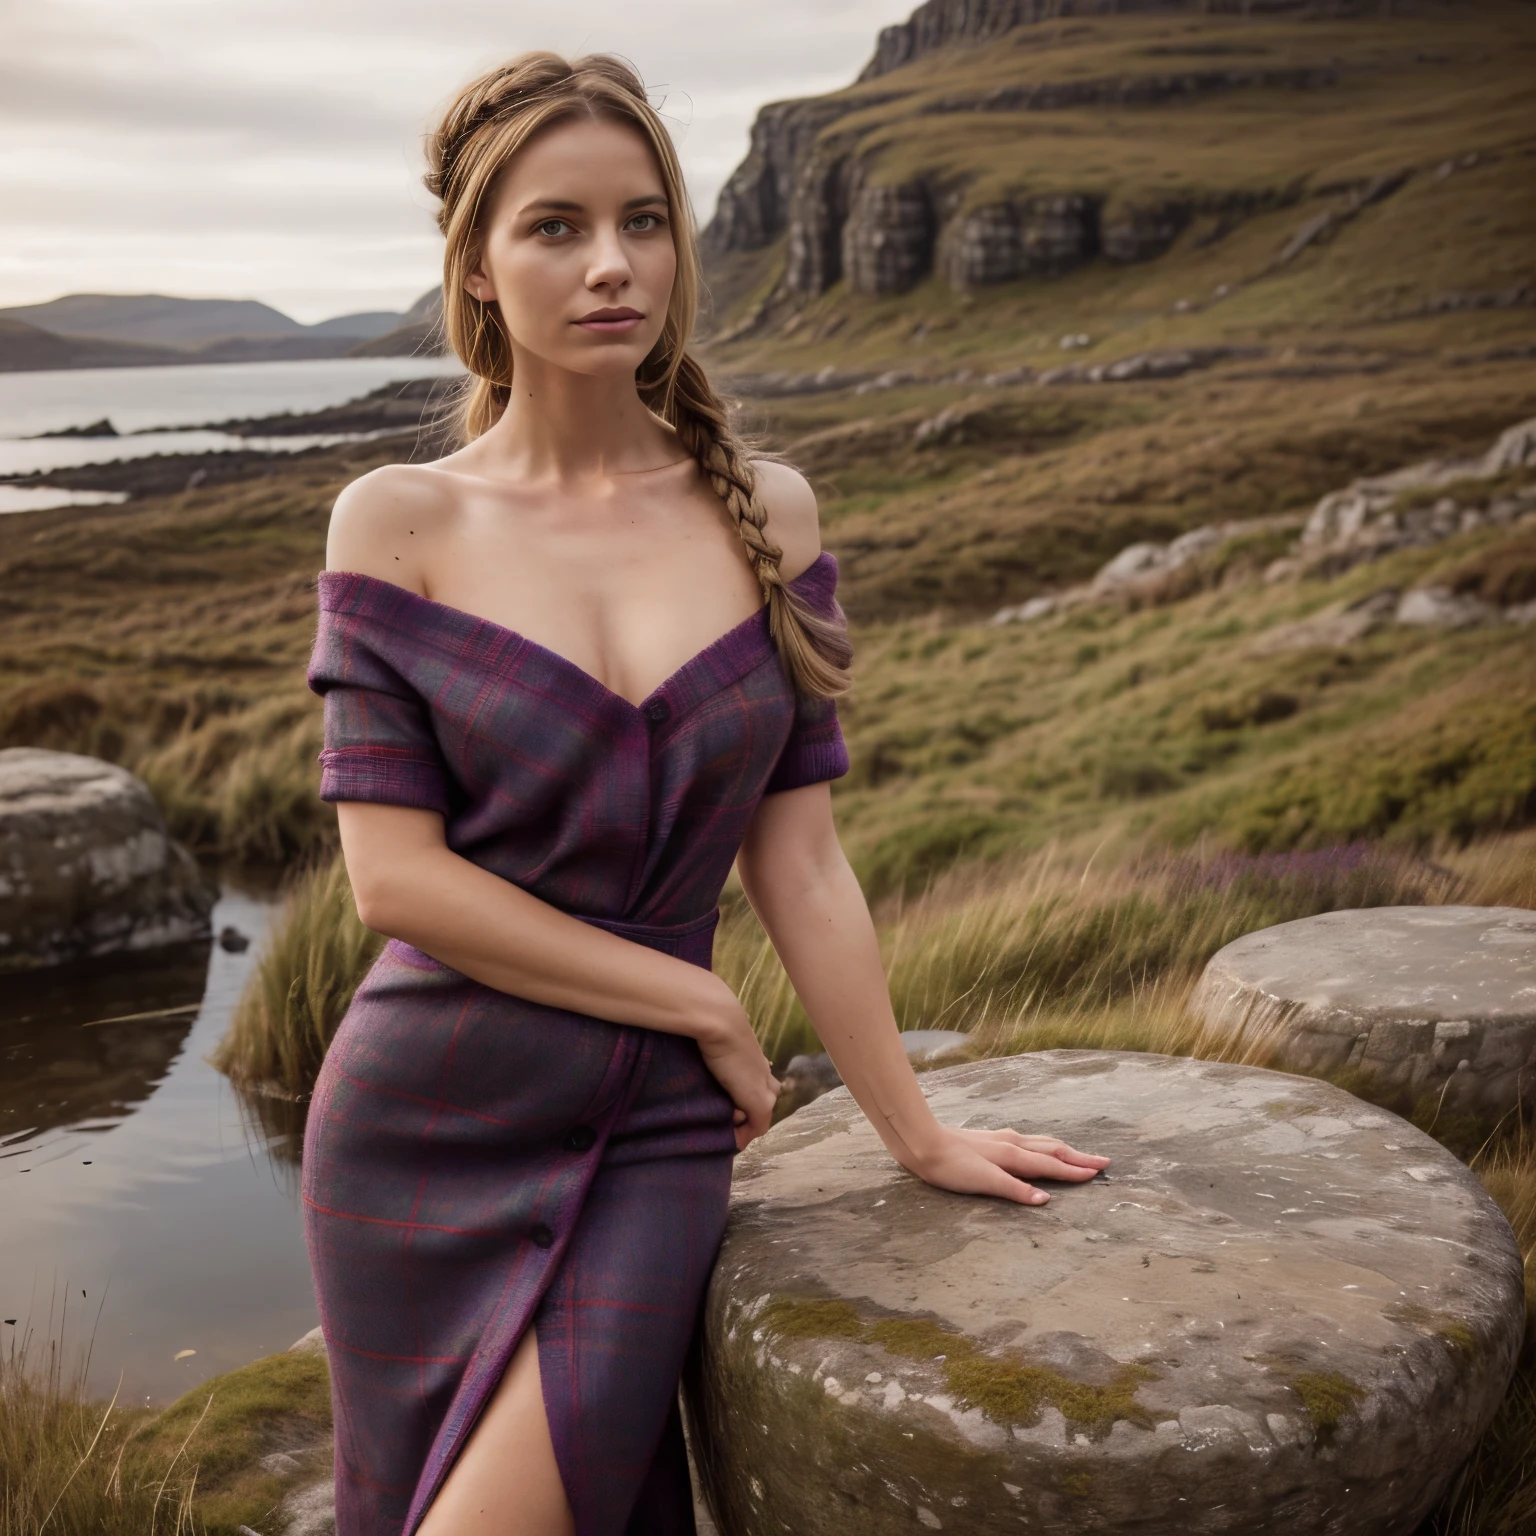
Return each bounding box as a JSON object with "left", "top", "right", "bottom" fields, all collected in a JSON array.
[{"left": 464, "top": 268, "right": 496, "bottom": 303}]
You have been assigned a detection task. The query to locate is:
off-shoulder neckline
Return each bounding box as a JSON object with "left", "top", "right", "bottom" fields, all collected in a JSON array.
[{"left": 318, "top": 551, "right": 834, "bottom": 715}]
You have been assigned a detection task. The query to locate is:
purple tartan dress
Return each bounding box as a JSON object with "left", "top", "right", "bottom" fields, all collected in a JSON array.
[{"left": 301, "top": 554, "right": 848, "bottom": 1536}]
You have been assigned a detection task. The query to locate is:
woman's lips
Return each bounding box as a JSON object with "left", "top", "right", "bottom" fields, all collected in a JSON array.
[{"left": 575, "top": 308, "right": 643, "bottom": 333}]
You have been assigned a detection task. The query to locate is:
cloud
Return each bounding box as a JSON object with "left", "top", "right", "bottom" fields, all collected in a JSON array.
[{"left": 0, "top": 0, "right": 907, "bottom": 319}]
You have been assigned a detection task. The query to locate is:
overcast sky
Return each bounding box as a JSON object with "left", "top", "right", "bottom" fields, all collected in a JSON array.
[{"left": 1, "top": 0, "right": 910, "bottom": 322}]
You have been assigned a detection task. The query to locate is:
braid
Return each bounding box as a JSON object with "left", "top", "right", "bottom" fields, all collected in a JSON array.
[{"left": 650, "top": 355, "right": 852, "bottom": 700}]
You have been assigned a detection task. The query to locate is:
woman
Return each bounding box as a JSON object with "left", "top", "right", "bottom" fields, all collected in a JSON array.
[{"left": 303, "top": 51, "right": 1108, "bottom": 1536}]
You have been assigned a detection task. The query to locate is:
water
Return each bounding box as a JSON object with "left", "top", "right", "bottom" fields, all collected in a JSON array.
[
  {"left": 0, "top": 486, "right": 128, "bottom": 515},
  {"left": 0, "top": 891, "right": 320, "bottom": 1407},
  {"left": 0, "top": 356, "right": 461, "bottom": 439},
  {"left": 0, "top": 429, "right": 385, "bottom": 483}
]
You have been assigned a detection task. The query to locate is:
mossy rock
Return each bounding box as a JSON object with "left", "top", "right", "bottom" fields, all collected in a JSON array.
[
  {"left": 133, "top": 1345, "right": 332, "bottom": 1535},
  {"left": 687, "top": 1051, "right": 1524, "bottom": 1535}
]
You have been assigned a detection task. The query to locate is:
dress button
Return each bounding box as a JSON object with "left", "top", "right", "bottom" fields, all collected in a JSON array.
[
  {"left": 530, "top": 1223, "right": 555, "bottom": 1250},
  {"left": 643, "top": 697, "right": 670, "bottom": 725},
  {"left": 564, "top": 1125, "right": 596, "bottom": 1152}
]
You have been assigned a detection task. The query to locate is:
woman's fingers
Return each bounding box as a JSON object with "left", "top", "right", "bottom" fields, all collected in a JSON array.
[
  {"left": 964, "top": 1129, "right": 1110, "bottom": 1170},
  {"left": 963, "top": 1136, "right": 1105, "bottom": 1184}
]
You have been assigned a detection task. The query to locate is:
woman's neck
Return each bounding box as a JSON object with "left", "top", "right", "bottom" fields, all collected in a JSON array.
[{"left": 468, "top": 346, "right": 680, "bottom": 486}]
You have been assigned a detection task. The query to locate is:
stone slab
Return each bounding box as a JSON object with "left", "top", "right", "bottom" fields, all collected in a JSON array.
[
  {"left": 687, "top": 1050, "right": 1523, "bottom": 1536},
  {"left": 1193, "top": 906, "right": 1536, "bottom": 1118}
]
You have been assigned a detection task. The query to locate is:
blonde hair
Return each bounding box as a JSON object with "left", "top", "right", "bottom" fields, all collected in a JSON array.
[{"left": 422, "top": 52, "right": 851, "bottom": 699}]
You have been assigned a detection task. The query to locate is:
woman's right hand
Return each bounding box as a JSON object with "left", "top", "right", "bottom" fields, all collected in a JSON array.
[{"left": 695, "top": 993, "right": 780, "bottom": 1151}]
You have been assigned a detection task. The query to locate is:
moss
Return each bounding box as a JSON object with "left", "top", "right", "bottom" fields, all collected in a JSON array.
[
  {"left": 947, "top": 1354, "right": 1157, "bottom": 1438},
  {"left": 865, "top": 1317, "right": 957, "bottom": 1360},
  {"left": 1291, "top": 1371, "right": 1366, "bottom": 1438},
  {"left": 789, "top": 1307, "right": 1157, "bottom": 1439},
  {"left": 759, "top": 1297, "right": 866, "bottom": 1341},
  {"left": 131, "top": 1349, "right": 332, "bottom": 1486},
  {"left": 1059, "top": 1467, "right": 1094, "bottom": 1499},
  {"left": 1438, "top": 1322, "right": 1478, "bottom": 1354}
]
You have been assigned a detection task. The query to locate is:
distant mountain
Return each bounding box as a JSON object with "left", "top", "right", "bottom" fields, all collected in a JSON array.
[
  {"left": 0, "top": 288, "right": 452, "bottom": 370},
  {"left": 0, "top": 293, "right": 306, "bottom": 347},
  {"left": 0, "top": 317, "right": 187, "bottom": 372},
  {"left": 305, "top": 311, "right": 409, "bottom": 341},
  {"left": 0, "top": 291, "right": 433, "bottom": 352},
  {"left": 351, "top": 288, "right": 446, "bottom": 358}
]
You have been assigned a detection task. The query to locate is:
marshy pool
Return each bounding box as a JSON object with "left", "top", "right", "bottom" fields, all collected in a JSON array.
[{"left": 0, "top": 889, "right": 319, "bottom": 1407}]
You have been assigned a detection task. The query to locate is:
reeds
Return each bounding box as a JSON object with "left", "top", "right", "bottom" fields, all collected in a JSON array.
[{"left": 209, "top": 853, "right": 380, "bottom": 1100}]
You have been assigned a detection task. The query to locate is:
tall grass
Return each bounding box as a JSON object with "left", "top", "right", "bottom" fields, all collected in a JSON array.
[
  {"left": 719, "top": 838, "right": 1472, "bottom": 1064},
  {"left": 0, "top": 1330, "right": 198, "bottom": 1536},
  {"left": 213, "top": 833, "right": 1524, "bottom": 1095},
  {"left": 209, "top": 854, "right": 380, "bottom": 1099}
]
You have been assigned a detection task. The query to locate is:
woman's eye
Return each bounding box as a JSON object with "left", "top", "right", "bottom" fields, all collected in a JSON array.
[
  {"left": 628, "top": 213, "right": 663, "bottom": 231},
  {"left": 536, "top": 219, "right": 571, "bottom": 238}
]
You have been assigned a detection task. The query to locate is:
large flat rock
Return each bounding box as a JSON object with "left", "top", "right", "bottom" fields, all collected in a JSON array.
[
  {"left": 687, "top": 1051, "right": 1523, "bottom": 1536},
  {"left": 1193, "top": 906, "right": 1536, "bottom": 1120},
  {"left": 0, "top": 747, "right": 213, "bottom": 969}
]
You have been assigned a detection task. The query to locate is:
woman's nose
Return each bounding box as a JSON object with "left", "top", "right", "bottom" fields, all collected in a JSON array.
[{"left": 586, "top": 226, "right": 632, "bottom": 290}]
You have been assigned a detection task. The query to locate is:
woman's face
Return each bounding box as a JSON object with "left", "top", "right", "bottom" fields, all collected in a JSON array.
[{"left": 466, "top": 114, "right": 678, "bottom": 379}]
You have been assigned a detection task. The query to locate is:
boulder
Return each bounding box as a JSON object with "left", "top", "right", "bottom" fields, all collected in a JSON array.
[
  {"left": 0, "top": 747, "right": 213, "bottom": 969},
  {"left": 778, "top": 1031, "right": 974, "bottom": 1117},
  {"left": 1193, "top": 906, "right": 1536, "bottom": 1122},
  {"left": 688, "top": 1051, "right": 1523, "bottom": 1536},
  {"left": 1395, "top": 586, "right": 1498, "bottom": 629}
]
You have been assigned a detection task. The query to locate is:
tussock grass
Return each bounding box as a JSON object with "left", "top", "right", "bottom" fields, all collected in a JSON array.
[
  {"left": 719, "top": 836, "right": 1497, "bottom": 1065},
  {"left": 209, "top": 854, "right": 381, "bottom": 1099},
  {"left": 0, "top": 1326, "right": 332, "bottom": 1536},
  {"left": 0, "top": 1331, "right": 194, "bottom": 1535}
]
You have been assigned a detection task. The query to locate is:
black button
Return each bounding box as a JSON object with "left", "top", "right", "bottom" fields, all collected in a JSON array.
[
  {"left": 564, "top": 1125, "right": 596, "bottom": 1152},
  {"left": 530, "top": 1223, "right": 554, "bottom": 1250},
  {"left": 643, "top": 697, "right": 670, "bottom": 725}
]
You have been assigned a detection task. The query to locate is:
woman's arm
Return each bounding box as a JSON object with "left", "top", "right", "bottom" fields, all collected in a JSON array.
[
  {"left": 735, "top": 785, "right": 1110, "bottom": 1204},
  {"left": 337, "top": 802, "right": 780, "bottom": 1146}
]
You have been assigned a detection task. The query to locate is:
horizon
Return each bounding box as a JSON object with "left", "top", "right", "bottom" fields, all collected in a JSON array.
[{"left": 1, "top": 0, "right": 910, "bottom": 324}]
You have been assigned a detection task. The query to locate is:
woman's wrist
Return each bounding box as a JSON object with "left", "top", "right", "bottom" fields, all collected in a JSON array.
[
  {"left": 678, "top": 967, "right": 752, "bottom": 1048},
  {"left": 873, "top": 1101, "right": 950, "bottom": 1172}
]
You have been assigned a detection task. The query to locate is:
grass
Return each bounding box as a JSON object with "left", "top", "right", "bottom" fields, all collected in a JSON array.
[
  {"left": 0, "top": 1326, "right": 332, "bottom": 1536},
  {"left": 209, "top": 853, "right": 381, "bottom": 1101},
  {"left": 0, "top": 1329, "right": 193, "bottom": 1535}
]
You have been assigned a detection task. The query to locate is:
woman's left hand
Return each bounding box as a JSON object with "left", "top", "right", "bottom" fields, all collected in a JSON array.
[{"left": 901, "top": 1126, "right": 1110, "bottom": 1206}]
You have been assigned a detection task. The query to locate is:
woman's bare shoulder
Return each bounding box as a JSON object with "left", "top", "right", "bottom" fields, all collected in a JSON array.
[
  {"left": 752, "top": 458, "right": 822, "bottom": 582},
  {"left": 325, "top": 463, "right": 461, "bottom": 590}
]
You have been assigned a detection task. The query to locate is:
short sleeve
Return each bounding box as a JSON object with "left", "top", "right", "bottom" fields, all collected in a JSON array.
[
  {"left": 763, "top": 554, "right": 852, "bottom": 795},
  {"left": 307, "top": 575, "right": 453, "bottom": 815}
]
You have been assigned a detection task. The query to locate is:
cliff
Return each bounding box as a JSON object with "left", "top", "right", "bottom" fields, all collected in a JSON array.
[
  {"left": 701, "top": 0, "right": 1515, "bottom": 329},
  {"left": 855, "top": 0, "right": 1334, "bottom": 81}
]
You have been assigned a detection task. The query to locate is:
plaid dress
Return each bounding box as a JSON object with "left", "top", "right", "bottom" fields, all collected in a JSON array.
[{"left": 301, "top": 555, "right": 848, "bottom": 1536}]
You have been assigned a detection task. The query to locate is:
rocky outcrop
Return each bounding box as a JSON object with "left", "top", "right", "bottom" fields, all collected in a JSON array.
[
  {"left": 843, "top": 178, "right": 939, "bottom": 295},
  {"left": 703, "top": 0, "right": 1354, "bottom": 305},
  {"left": 1276, "top": 416, "right": 1536, "bottom": 579},
  {"left": 689, "top": 1051, "right": 1524, "bottom": 1535},
  {"left": 994, "top": 414, "right": 1536, "bottom": 627},
  {"left": 938, "top": 195, "right": 1097, "bottom": 287},
  {"left": 1194, "top": 907, "right": 1536, "bottom": 1123},
  {"left": 855, "top": 0, "right": 1333, "bottom": 81},
  {"left": 0, "top": 748, "right": 213, "bottom": 969},
  {"left": 705, "top": 99, "right": 876, "bottom": 262}
]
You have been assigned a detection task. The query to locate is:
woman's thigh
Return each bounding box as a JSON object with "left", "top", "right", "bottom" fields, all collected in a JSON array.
[{"left": 416, "top": 1328, "right": 574, "bottom": 1536}]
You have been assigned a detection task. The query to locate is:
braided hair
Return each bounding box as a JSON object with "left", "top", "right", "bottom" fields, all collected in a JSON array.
[{"left": 423, "top": 52, "right": 851, "bottom": 699}]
